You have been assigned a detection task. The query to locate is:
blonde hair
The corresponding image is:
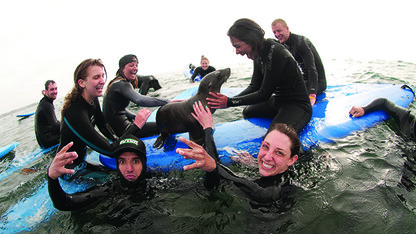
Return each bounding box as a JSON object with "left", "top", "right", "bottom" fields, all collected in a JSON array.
[
  {"left": 200, "top": 55, "right": 209, "bottom": 63},
  {"left": 271, "top": 18, "right": 288, "bottom": 28}
]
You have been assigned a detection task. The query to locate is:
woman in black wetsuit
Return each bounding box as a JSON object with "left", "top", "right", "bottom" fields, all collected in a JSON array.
[
  {"left": 207, "top": 18, "right": 312, "bottom": 133},
  {"left": 103, "top": 54, "right": 169, "bottom": 137},
  {"left": 59, "top": 58, "right": 151, "bottom": 180},
  {"left": 176, "top": 101, "right": 299, "bottom": 204},
  {"left": 48, "top": 134, "right": 153, "bottom": 211},
  {"left": 190, "top": 55, "right": 216, "bottom": 82}
]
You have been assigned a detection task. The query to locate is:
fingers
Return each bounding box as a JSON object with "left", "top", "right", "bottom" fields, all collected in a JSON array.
[
  {"left": 59, "top": 142, "right": 74, "bottom": 154},
  {"left": 177, "top": 137, "right": 200, "bottom": 151}
]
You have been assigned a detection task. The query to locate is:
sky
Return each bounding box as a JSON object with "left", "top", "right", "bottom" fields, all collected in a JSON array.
[{"left": 0, "top": 0, "right": 415, "bottom": 114}]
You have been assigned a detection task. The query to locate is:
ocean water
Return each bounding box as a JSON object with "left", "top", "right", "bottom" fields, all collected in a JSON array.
[{"left": 0, "top": 59, "right": 416, "bottom": 233}]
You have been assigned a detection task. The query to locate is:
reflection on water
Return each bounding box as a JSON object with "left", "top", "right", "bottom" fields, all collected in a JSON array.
[{"left": 0, "top": 59, "right": 416, "bottom": 232}]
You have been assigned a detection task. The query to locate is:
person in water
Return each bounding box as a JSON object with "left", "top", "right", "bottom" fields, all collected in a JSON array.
[
  {"left": 59, "top": 58, "right": 151, "bottom": 180},
  {"left": 35, "top": 80, "right": 60, "bottom": 149},
  {"left": 48, "top": 134, "right": 153, "bottom": 211},
  {"left": 103, "top": 54, "right": 169, "bottom": 137},
  {"left": 190, "top": 55, "right": 216, "bottom": 82},
  {"left": 176, "top": 101, "right": 299, "bottom": 204},
  {"left": 349, "top": 94, "right": 416, "bottom": 140},
  {"left": 136, "top": 74, "right": 162, "bottom": 95},
  {"left": 271, "top": 18, "right": 327, "bottom": 105},
  {"left": 207, "top": 18, "right": 312, "bottom": 133}
]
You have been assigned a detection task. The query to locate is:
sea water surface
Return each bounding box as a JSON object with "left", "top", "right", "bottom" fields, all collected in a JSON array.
[{"left": 0, "top": 59, "right": 416, "bottom": 233}]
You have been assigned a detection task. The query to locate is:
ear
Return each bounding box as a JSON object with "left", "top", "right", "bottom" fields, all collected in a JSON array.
[
  {"left": 78, "top": 79, "right": 86, "bottom": 88},
  {"left": 287, "top": 155, "right": 298, "bottom": 167}
]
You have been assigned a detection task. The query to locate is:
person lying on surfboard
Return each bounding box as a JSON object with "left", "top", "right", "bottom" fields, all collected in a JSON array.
[
  {"left": 189, "top": 55, "right": 216, "bottom": 83},
  {"left": 176, "top": 101, "right": 299, "bottom": 207},
  {"left": 48, "top": 134, "right": 154, "bottom": 211}
]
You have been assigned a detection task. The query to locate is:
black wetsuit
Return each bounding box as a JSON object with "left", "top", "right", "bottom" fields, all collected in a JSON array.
[
  {"left": 227, "top": 38, "right": 312, "bottom": 133},
  {"left": 59, "top": 97, "right": 123, "bottom": 170},
  {"left": 203, "top": 127, "right": 297, "bottom": 205},
  {"left": 103, "top": 79, "right": 169, "bottom": 137},
  {"left": 282, "top": 33, "right": 326, "bottom": 96},
  {"left": 191, "top": 66, "right": 216, "bottom": 82},
  {"left": 362, "top": 97, "right": 416, "bottom": 140},
  {"left": 34, "top": 96, "right": 60, "bottom": 149},
  {"left": 48, "top": 175, "right": 152, "bottom": 211},
  {"left": 137, "top": 75, "right": 162, "bottom": 95}
]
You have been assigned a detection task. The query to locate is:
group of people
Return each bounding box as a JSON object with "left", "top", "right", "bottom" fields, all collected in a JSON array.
[{"left": 36, "top": 18, "right": 412, "bottom": 212}]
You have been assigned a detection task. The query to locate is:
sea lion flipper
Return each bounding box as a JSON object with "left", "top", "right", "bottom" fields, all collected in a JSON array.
[{"left": 153, "top": 134, "right": 167, "bottom": 149}]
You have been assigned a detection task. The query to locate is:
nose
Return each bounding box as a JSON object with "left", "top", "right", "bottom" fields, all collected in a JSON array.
[
  {"left": 263, "top": 150, "right": 274, "bottom": 161},
  {"left": 126, "top": 162, "right": 134, "bottom": 172}
]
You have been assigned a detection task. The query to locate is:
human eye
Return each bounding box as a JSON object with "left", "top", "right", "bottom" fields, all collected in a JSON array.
[
  {"left": 133, "top": 159, "right": 141, "bottom": 164},
  {"left": 118, "top": 159, "right": 125, "bottom": 164},
  {"left": 261, "top": 142, "right": 269, "bottom": 150}
]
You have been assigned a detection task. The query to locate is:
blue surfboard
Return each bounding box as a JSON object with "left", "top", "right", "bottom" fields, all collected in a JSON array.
[
  {"left": 183, "top": 64, "right": 202, "bottom": 81},
  {"left": 16, "top": 112, "right": 35, "bottom": 118},
  {"left": 0, "top": 142, "right": 19, "bottom": 159},
  {"left": 101, "top": 83, "right": 415, "bottom": 172},
  {"left": 0, "top": 151, "right": 108, "bottom": 233},
  {"left": 0, "top": 144, "right": 58, "bottom": 181}
]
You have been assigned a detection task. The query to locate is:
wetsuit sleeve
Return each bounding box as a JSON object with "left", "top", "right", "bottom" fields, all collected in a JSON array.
[
  {"left": 118, "top": 81, "right": 169, "bottom": 107},
  {"left": 191, "top": 67, "right": 203, "bottom": 81},
  {"left": 94, "top": 102, "right": 118, "bottom": 142},
  {"left": 125, "top": 109, "right": 136, "bottom": 120},
  {"left": 297, "top": 37, "right": 319, "bottom": 95},
  {"left": 63, "top": 100, "right": 119, "bottom": 156},
  {"left": 227, "top": 48, "right": 285, "bottom": 107},
  {"left": 203, "top": 127, "right": 220, "bottom": 190},
  {"left": 362, "top": 97, "right": 415, "bottom": 138},
  {"left": 48, "top": 175, "right": 109, "bottom": 211}
]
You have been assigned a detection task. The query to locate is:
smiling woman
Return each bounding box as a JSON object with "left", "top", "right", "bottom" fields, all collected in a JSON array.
[
  {"left": 176, "top": 101, "right": 300, "bottom": 204},
  {"left": 103, "top": 54, "right": 170, "bottom": 138}
]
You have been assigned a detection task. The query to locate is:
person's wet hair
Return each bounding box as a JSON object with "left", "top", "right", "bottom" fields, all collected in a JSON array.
[{"left": 264, "top": 123, "right": 300, "bottom": 157}]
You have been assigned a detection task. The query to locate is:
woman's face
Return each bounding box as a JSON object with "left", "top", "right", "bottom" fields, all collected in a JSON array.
[
  {"left": 201, "top": 59, "right": 209, "bottom": 70},
  {"left": 78, "top": 65, "right": 106, "bottom": 103},
  {"left": 257, "top": 130, "right": 298, "bottom": 177},
  {"left": 122, "top": 61, "right": 138, "bottom": 81},
  {"left": 230, "top": 36, "right": 255, "bottom": 60}
]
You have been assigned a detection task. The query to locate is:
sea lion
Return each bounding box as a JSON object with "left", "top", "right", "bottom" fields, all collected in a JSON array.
[{"left": 153, "top": 68, "right": 231, "bottom": 149}]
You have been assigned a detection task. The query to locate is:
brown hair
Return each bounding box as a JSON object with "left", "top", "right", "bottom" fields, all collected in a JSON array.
[
  {"left": 227, "top": 18, "right": 265, "bottom": 59},
  {"left": 264, "top": 123, "right": 300, "bottom": 157},
  {"left": 61, "top": 59, "right": 106, "bottom": 120}
]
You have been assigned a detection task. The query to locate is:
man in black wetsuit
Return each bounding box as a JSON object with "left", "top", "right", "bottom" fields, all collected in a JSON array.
[
  {"left": 271, "top": 18, "right": 327, "bottom": 106},
  {"left": 35, "top": 80, "right": 60, "bottom": 149},
  {"left": 48, "top": 134, "right": 153, "bottom": 211}
]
